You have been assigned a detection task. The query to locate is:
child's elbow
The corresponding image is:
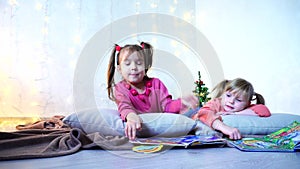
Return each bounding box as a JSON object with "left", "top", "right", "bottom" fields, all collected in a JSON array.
[{"left": 252, "top": 104, "right": 272, "bottom": 117}]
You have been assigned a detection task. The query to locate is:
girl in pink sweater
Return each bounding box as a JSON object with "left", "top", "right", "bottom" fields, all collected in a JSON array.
[
  {"left": 192, "top": 78, "right": 271, "bottom": 140},
  {"left": 107, "top": 42, "right": 198, "bottom": 140}
]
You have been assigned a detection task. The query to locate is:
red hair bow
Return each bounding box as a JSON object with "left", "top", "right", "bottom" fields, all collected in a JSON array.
[
  {"left": 115, "top": 45, "right": 121, "bottom": 51},
  {"left": 140, "top": 42, "right": 144, "bottom": 49}
]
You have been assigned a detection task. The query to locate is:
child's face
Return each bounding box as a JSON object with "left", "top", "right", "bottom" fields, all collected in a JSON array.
[
  {"left": 117, "top": 50, "right": 145, "bottom": 86},
  {"left": 222, "top": 91, "right": 250, "bottom": 112}
]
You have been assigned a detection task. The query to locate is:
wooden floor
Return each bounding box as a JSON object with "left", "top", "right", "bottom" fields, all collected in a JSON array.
[{"left": 1, "top": 146, "right": 300, "bottom": 169}]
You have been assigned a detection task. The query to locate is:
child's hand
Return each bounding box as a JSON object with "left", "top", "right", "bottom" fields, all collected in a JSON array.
[
  {"left": 220, "top": 125, "right": 241, "bottom": 140},
  {"left": 180, "top": 94, "right": 199, "bottom": 113},
  {"left": 125, "top": 113, "right": 142, "bottom": 140},
  {"left": 212, "top": 119, "right": 241, "bottom": 140}
]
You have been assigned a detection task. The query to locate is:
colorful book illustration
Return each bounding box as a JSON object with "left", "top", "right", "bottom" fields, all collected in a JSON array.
[
  {"left": 229, "top": 121, "right": 300, "bottom": 152},
  {"left": 130, "top": 135, "right": 226, "bottom": 148},
  {"left": 132, "top": 145, "right": 164, "bottom": 153}
]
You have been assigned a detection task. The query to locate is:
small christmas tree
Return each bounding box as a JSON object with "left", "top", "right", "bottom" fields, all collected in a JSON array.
[{"left": 193, "top": 71, "right": 210, "bottom": 107}]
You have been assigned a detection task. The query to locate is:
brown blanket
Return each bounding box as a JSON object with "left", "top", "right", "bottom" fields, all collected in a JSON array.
[{"left": 0, "top": 117, "right": 133, "bottom": 161}]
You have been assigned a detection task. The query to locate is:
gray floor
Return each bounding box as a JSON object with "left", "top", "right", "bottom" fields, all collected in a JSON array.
[{"left": 1, "top": 147, "right": 300, "bottom": 169}]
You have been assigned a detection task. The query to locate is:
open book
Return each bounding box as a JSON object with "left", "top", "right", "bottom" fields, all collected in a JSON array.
[
  {"left": 130, "top": 135, "right": 226, "bottom": 148},
  {"left": 229, "top": 121, "right": 300, "bottom": 152}
]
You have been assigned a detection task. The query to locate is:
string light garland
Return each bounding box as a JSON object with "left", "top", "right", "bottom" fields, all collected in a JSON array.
[{"left": 0, "top": 0, "right": 200, "bottom": 118}]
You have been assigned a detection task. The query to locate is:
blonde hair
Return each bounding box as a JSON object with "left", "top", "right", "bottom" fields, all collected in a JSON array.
[
  {"left": 210, "top": 78, "right": 265, "bottom": 104},
  {"left": 107, "top": 42, "right": 153, "bottom": 100}
]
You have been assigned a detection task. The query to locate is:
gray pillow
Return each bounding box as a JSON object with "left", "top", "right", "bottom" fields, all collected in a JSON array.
[
  {"left": 63, "top": 108, "right": 125, "bottom": 136},
  {"left": 62, "top": 108, "right": 198, "bottom": 137},
  {"left": 137, "top": 113, "right": 198, "bottom": 137},
  {"left": 222, "top": 113, "right": 300, "bottom": 135}
]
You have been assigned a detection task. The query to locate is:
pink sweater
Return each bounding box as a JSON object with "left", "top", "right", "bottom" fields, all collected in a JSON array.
[
  {"left": 114, "top": 78, "right": 182, "bottom": 121},
  {"left": 192, "top": 98, "right": 271, "bottom": 127}
]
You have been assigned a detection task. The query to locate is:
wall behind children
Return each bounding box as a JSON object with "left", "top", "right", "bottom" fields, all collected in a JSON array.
[{"left": 0, "top": 0, "right": 299, "bottom": 117}]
